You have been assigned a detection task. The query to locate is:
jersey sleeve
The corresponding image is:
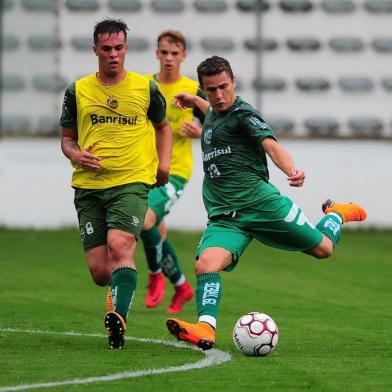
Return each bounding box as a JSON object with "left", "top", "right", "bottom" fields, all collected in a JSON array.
[
  {"left": 238, "top": 110, "right": 276, "bottom": 146},
  {"left": 192, "top": 87, "right": 206, "bottom": 124},
  {"left": 59, "top": 82, "right": 77, "bottom": 128},
  {"left": 147, "top": 80, "right": 166, "bottom": 124}
]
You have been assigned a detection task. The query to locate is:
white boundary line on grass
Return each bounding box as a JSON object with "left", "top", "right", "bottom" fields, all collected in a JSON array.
[{"left": 0, "top": 328, "right": 231, "bottom": 392}]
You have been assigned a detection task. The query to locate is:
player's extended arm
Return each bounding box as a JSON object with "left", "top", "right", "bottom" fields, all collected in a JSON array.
[
  {"left": 174, "top": 92, "right": 210, "bottom": 115},
  {"left": 61, "top": 127, "right": 102, "bottom": 171},
  {"left": 262, "top": 137, "right": 305, "bottom": 187},
  {"left": 153, "top": 118, "right": 172, "bottom": 187}
]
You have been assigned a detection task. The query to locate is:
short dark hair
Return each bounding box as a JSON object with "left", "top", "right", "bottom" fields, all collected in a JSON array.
[
  {"left": 93, "top": 18, "right": 129, "bottom": 44},
  {"left": 197, "top": 56, "right": 234, "bottom": 87},
  {"left": 157, "top": 30, "right": 186, "bottom": 51}
]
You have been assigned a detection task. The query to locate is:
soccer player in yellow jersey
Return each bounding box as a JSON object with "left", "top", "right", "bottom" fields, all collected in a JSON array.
[
  {"left": 60, "top": 19, "right": 172, "bottom": 349},
  {"left": 141, "top": 30, "right": 206, "bottom": 313}
]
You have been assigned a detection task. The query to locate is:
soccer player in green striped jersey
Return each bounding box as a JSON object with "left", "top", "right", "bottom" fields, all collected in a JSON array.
[{"left": 166, "top": 56, "right": 367, "bottom": 350}]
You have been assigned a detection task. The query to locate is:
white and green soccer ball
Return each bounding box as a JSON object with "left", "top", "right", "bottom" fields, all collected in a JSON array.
[{"left": 233, "top": 312, "right": 279, "bottom": 356}]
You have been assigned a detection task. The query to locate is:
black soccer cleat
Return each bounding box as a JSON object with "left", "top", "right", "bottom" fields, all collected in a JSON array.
[{"left": 104, "top": 311, "right": 126, "bottom": 349}]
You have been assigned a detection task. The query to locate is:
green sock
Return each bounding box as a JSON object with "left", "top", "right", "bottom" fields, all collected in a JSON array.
[
  {"left": 111, "top": 267, "right": 137, "bottom": 321},
  {"left": 140, "top": 227, "right": 163, "bottom": 273},
  {"left": 316, "top": 213, "right": 343, "bottom": 247},
  {"left": 161, "top": 239, "right": 183, "bottom": 284},
  {"left": 196, "top": 273, "right": 222, "bottom": 328}
]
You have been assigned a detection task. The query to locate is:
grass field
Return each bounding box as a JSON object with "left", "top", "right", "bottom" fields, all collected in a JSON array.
[{"left": 1, "top": 228, "right": 391, "bottom": 392}]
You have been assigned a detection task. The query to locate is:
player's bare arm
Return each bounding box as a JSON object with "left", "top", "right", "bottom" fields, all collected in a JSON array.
[
  {"left": 261, "top": 137, "right": 305, "bottom": 187},
  {"left": 61, "top": 127, "right": 102, "bottom": 171},
  {"left": 174, "top": 92, "right": 210, "bottom": 114},
  {"left": 179, "top": 121, "right": 202, "bottom": 138},
  {"left": 153, "top": 118, "right": 172, "bottom": 187}
]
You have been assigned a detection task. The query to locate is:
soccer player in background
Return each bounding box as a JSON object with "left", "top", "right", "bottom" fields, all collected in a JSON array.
[
  {"left": 141, "top": 30, "right": 206, "bottom": 314},
  {"left": 60, "top": 18, "right": 172, "bottom": 349},
  {"left": 166, "top": 56, "right": 367, "bottom": 350}
]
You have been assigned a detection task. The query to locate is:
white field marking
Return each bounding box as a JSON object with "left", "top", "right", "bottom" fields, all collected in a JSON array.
[{"left": 0, "top": 328, "right": 231, "bottom": 392}]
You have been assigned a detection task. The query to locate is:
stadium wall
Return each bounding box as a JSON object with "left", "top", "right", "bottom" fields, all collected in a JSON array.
[
  {"left": 0, "top": 139, "right": 390, "bottom": 230},
  {"left": 2, "top": 1, "right": 392, "bottom": 138}
]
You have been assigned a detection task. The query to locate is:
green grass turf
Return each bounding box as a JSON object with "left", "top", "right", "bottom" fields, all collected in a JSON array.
[{"left": 0, "top": 228, "right": 391, "bottom": 391}]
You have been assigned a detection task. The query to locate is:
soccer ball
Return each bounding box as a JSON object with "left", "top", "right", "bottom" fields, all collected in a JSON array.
[{"left": 232, "top": 312, "right": 279, "bottom": 356}]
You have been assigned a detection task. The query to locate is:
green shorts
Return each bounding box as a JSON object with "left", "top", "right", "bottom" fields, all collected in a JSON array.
[
  {"left": 196, "top": 195, "right": 323, "bottom": 271},
  {"left": 74, "top": 183, "right": 150, "bottom": 252},
  {"left": 147, "top": 175, "right": 187, "bottom": 225}
]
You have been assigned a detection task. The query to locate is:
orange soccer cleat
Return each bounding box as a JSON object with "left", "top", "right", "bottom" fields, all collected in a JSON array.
[
  {"left": 322, "top": 199, "right": 367, "bottom": 223},
  {"left": 166, "top": 318, "right": 215, "bottom": 350},
  {"left": 166, "top": 281, "right": 194, "bottom": 314}
]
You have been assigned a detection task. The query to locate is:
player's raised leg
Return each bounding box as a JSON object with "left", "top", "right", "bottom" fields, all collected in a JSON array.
[{"left": 308, "top": 199, "right": 367, "bottom": 259}]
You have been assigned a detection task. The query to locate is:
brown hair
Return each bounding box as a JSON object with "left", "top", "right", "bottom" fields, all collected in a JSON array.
[
  {"left": 157, "top": 30, "right": 186, "bottom": 51},
  {"left": 197, "top": 56, "right": 234, "bottom": 87},
  {"left": 93, "top": 18, "right": 129, "bottom": 44}
]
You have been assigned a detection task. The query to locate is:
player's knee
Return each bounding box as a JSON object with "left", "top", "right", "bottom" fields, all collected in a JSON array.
[
  {"left": 195, "top": 255, "right": 222, "bottom": 275},
  {"left": 313, "top": 250, "right": 332, "bottom": 259},
  {"left": 309, "top": 236, "right": 334, "bottom": 259},
  {"left": 158, "top": 222, "right": 167, "bottom": 240},
  {"left": 108, "top": 235, "right": 134, "bottom": 262},
  {"left": 90, "top": 268, "right": 111, "bottom": 286},
  {"left": 195, "top": 257, "right": 210, "bottom": 275},
  {"left": 108, "top": 239, "right": 125, "bottom": 260},
  {"left": 142, "top": 220, "right": 154, "bottom": 231},
  {"left": 143, "top": 209, "right": 157, "bottom": 231},
  {"left": 311, "top": 244, "right": 334, "bottom": 259},
  {"left": 195, "top": 248, "right": 232, "bottom": 274}
]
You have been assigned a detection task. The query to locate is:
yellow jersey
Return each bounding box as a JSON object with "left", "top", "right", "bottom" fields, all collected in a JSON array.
[
  {"left": 145, "top": 74, "right": 204, "bottom": 181},
  {"left": 60, "top": 71, "right": 166, "bottom": 189}
]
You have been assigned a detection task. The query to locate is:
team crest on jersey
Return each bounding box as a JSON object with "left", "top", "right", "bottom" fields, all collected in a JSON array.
[
  {"left": 204, "top": 128, "right": 213, "bottom": 144},
  {"left": 106, "top": 96, "right": 119, "bottom": 109}
]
